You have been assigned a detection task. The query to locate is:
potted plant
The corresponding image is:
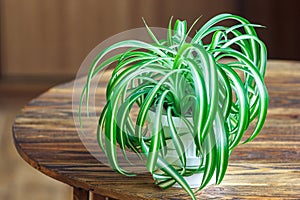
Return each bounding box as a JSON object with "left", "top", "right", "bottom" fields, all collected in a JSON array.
[{"left": 78, "top": 13, "right": 268, "bottom": 199}]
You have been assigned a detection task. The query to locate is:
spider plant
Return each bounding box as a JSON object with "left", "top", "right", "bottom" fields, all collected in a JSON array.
[{"left": 79, "top": 13, "right": 268, "bottom": 199}]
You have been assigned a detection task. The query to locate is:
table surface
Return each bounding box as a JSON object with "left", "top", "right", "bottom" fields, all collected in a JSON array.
[{"left": 13, "top": 60, "right": 300, "bottom": 199}]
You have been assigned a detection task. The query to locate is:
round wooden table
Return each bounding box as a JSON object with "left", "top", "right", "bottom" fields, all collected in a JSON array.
[{"left": 12, "top": 60, "right": 300, "bottom": 199}]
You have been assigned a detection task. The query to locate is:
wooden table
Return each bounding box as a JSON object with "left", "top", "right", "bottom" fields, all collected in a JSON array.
[{"left": 12, "top": 60, "right": 300, "bottom": 199}]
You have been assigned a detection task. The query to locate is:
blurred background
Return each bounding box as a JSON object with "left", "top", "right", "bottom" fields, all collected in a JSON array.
[{"left": 0, "top": 0, "right": 299, "bottom": 199}]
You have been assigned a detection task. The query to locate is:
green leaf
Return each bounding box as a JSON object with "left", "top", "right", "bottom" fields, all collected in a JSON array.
[
  {"left": 214, "top": 110, "right": 229, "bottom": 184},
  {"left": 147, "top": 90, "right": 170, "bottom": 172},
  {"left": 219, "top": 63, "right": 249, "bottom": 149},
  {"left": 199, "top": 128, "right": 216, "bottom": 190},
  {"left": 142, "top": 18, "right": 161, "bottom": 45},
  {"left": 174, "top": 19, "right": 187, "bottom": 45}
]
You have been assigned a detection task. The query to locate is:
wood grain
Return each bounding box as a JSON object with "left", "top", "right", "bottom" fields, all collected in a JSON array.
[{"left": 12, "top": 60, "right": 300, "bottom": 199}]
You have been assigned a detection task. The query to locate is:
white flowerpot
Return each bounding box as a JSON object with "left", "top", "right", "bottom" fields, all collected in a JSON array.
[{"left": 148, "top": 110, "right": 215, "bottom": 188}]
